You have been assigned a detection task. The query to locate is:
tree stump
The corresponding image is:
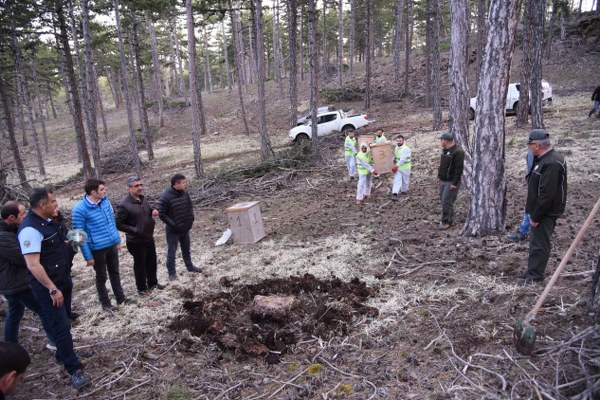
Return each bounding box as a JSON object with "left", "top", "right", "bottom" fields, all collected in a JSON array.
[{"left": 251, "top": 295, "right": 297, "bottom": 322}]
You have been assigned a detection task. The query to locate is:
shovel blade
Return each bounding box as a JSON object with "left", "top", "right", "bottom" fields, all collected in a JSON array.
[{"left": 513, "top": 318, "right": 537, "bottom": 355}]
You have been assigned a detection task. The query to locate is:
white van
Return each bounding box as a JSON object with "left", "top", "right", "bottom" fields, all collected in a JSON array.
[{"left": 469, "top": 79, "right": 553, "bottom": 120}]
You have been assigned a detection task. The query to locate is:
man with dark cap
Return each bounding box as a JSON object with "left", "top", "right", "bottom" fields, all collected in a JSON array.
[
  {"left": 517, "top": 129, "right": 567, "bottom": 286},
  {"left": 436, "top": 132, "right": 464, "bottom": 230}
]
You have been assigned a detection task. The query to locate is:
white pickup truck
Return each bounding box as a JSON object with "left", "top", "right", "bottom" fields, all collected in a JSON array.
[
  {"left": 468, "top": 79, "right": 553, "bottom": 120},
  {"left": 288, "top": 109, "right": 370, "bottom": 142}
]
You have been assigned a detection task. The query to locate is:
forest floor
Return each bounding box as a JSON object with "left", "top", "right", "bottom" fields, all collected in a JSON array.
[{"left": 3, "top": 39, "right": 600, "bottom": 399}]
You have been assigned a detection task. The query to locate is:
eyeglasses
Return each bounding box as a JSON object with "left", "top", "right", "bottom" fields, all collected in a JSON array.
[
  {"left": 527, "top": 142, "right": 539, "bottom": 147},
  {"left": 130, "top": 183, "right": 143, "bottom": 188}
]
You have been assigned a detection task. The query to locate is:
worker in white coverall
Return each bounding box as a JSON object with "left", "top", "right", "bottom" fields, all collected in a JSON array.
[
  {"left": 344, "top": 129, "right": 358, "bottom": 180},
  {"left": 355, "top": 143, "right": 378, "bottom": 205},
  {"left": 391, "top": 135, "right": 412, "bottom": 200}
]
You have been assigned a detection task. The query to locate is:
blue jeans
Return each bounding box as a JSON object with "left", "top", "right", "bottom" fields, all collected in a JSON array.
[
  {"left": 166, "top": 230, "right": 193, "bottom": 275},
  {"left": 30, "top": 278, "right": 82, "bottom": 375},
  {"left": 4, "top": 289, "right": 55, "bottom": 344},
  {"left": 591, "top": 100, "right": 600, "bottom": 117},
  {"left": 519, "top": 212, "right": 531, "bottom": 235}
]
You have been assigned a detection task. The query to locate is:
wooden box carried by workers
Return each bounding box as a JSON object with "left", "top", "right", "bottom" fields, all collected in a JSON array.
[
  {"left": 225, "top": 201, "right": 265, "bottom": 244},
  {"left": 369, "top": 141, "right": 394, "bottom": 174},
  {"left": 358, "top": 134, "right": 376, "bottom": 149}
]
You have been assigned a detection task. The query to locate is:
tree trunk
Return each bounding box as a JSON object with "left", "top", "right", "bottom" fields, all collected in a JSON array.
[
  {"left": 287, "top": 0, "right": 299, "bottom": 129},
  {"left": 322, "top": 0, "right": 328, "bottom": 75},
  {"left": 185, "top": 0, "right": 205, "bottom": 178},
  {"left": 517, "top": 0, "right": 533, "bottom": 127},
  {"left": 545, "top": 0, "right": 559, "bottom": 58},
  {"left": 404, "top": 0, "right": 413, "bottom": 95},
  {"left": 114, "top": 0, "right": 142, "bottom": 178},
  {"left": 128, "top": 11, "right": 153, "bottom": 161},
  {"left": 172, "top": 17, "right": 187, "bottom": 101},
  {"left": 431, "top": 0, "right": 442, "bottom": 130},
  {"left": 14, "top": 73, "right": 28, "bottom": 147},
  {"left": 449, "top": 0, "right": 471, "bottom": 154},
  {"left": 56, "top": 46, "right": 82, "bottom": 163},
  {"left": 530, "top": 0, "right": 545, "bottom": 129},
  {"left": 338, "top": 0, "right": 344, "bottom": 87},
  {"left": 475, "top": 0, "right": 487, "bottom": 86},
  {"left": 46, "top": 81, "right": 58, "bottom": 119},
  {"left": 0, "top": 75, "right": 29, "bottom": 189},
  {"left": 253, "top": 0, "right": 274, "bottom": 161},
  {"left": 365, "top": 0, "right": 372, "bottom": 110},
  {"left": 424, "top": 0, "right": 432, "bottom": 107},
  {"left": 12, "top": 27, "right": 45, "bottom": 177},
  {"left": 393, "top": 0, "right": 405, "bottom": 84},
  {"left": 67, "top": 0, "right": 101, "bottom": 177},
  {"left": 273, "top": 0, "right": 284, "bottom": 94},
  {"left": 349, "top": 0, "right": 355, "bottom": 76},
  {"left": 92, "top": 63, "right": 109, "bottom": 139},
  {"left": 80, "top": 0, "right": 102, "bottom": 177},
  {"left": 247, "top": 18, "right": 257, "bottom": 85},
  {"left": 463, "top": 0, "right": 522, "bottom": 236},
  {"left": 221, "top": 20, "right": 232, "bottom": 92},
  {"left": 300, "top": 3, "right": 305, "bottom": 81},
  {"left": 30, "top": 54, "right": 49, "bottom": 152},
  {"left": 229, "top": 1, "right": 251, "bottom": 135},
  {"left": 148, "top": 18, "right": 164, "bottom": 128},
  {"left": 308, "top": 0, "right": 320, "bottom": 157},
  {"left": 203, "top": 32, "right": 213, "bottom": 93}
]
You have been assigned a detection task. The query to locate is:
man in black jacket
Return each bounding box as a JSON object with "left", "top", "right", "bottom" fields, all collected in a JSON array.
[
  {"left": 158, "top": 174, "right": 201, "bottom": 281},
  {"left": 436, "top": 132, "right": 465, "bottom": 230},
  {"left": 589, "top": 85, "right": 600, "bottom": 118},
  {"left": 0, "top": 202, "right": 55, "bottom": 346},
  {"left": 116, "top": 177, "right": 166, "bottom": 293},
  {"left": 517, "top": 129, "right": 568, "bottom": 286}
]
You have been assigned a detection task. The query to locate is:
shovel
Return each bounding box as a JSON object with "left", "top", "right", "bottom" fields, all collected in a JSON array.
[{"left": 514, "top": 196, "right": 600, "bottom": 355}]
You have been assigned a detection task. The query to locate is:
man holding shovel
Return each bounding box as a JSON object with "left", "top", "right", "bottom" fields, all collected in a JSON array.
[{"left": 517, "top": 129, "right": 568, "bottom": 286}]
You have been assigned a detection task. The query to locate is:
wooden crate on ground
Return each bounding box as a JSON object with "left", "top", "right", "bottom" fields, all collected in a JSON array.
[
  {"left": 225, "top": 201, "right": 265, "bottom": 244},
  {"left": 370, "top": 141, "right": 394, "bottom": 174}
]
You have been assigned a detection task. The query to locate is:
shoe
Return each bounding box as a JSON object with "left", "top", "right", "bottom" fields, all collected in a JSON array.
[
  {"left": 436, "top": 223, "right": 451, "bottom": 231},
  {"left": 516, "top": 271, "right": 529, "bottom": 279},
  {"left": 102, "top": 304, "right": 118, "bottom": 312},
  {"left": 117, "top": 297, "right": 135, "bottom": 305},
  {"left": 506, "top": 232, "right": 527, "bottom": 242},
  {"left": 169, "top": 273, "right": 178, "bottom": 281},
  {"left": 46, "top": 343, "right": 57, "bottom": 352},
  {"left": 187, "top": 266, "right": 202, "bottom": 273},
  {"left": 71, "top": 369, "right": 91, "bottom": 390},
  {"left": 517, "top": 277, "right": 543, "bottom": 286},
  {"left": 68, "top": 312, "right": 80, "bottom": 321},
  {"left": 392, "top": 193, "right": 398, "bottom": 201},
  {"left": 589, "top": 110, "right": 594, "bottom": 118},
  {"left": 349, "top": 176, "right": 355, "bottom": 181},
  {"left": 151, "top": 283, "right": 167, "bottom": 290}
]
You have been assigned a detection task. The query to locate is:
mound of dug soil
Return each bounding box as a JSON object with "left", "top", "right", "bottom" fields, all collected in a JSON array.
[{"left": 170, "top": 274, "right": 379, "bottom": 364}]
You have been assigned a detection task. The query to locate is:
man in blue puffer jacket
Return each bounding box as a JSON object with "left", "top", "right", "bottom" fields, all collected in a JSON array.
[{"left": 72, "top": 179, "right": 130, "bottom": 312}]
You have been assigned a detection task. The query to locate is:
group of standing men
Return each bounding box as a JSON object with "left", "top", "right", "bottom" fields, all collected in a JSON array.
[
  {"left": 343, "top": 126, "right": 568, "bottom": 287},
  {"left": 0, "top": 173, "right": 201, "bottom": 390}
]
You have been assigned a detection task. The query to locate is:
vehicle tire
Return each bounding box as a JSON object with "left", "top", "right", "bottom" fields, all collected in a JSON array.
[
  {"left": 513, "top": 101, "right": 519, "bottom": 115},
  {"left": 468, "top": 108, "right": 475, "bottom": 120},
  {"left": 341, "top": 125, "right": 355, "bottom": 135},
  {"left": 295, "top": 133, "right": 310, "bottom": 143}
]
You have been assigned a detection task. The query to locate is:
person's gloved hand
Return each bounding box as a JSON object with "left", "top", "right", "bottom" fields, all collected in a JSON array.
[
  {"left": 373, "top": 171, "right": 378, "bottom": 176},
  {"left": 392, "top": 166, "right": 398, "bottom": 173}
]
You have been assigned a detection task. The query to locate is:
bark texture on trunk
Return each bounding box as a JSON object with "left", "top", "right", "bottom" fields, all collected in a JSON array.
[
  {"left": 464, "top": 0, "right": 523, "bottom": 236},
  {"left": 0, "top": 75, "right": 29, "bottom": 188}
]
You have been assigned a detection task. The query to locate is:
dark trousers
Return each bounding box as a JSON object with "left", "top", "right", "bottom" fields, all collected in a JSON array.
[
  {"left": 166, "top": 229, "right": 193, "bottom": 275},
  {"left": 92, "top": 245, "right": 125, "bottom": 306},
  {"left": 526, "top": 216, "right": 557, "bottom": 280},
  {"left": 4, "top": 288, "right": 55, "bottom": 344},
  {"left": 30, "top": 279, "right": 82, "bottom": 375},
  {"left": 439, "top": 181, "right": 460, "bottom": 224},
  {"left": 126, "top": 241, "right": 158, "bottom": 292}
]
